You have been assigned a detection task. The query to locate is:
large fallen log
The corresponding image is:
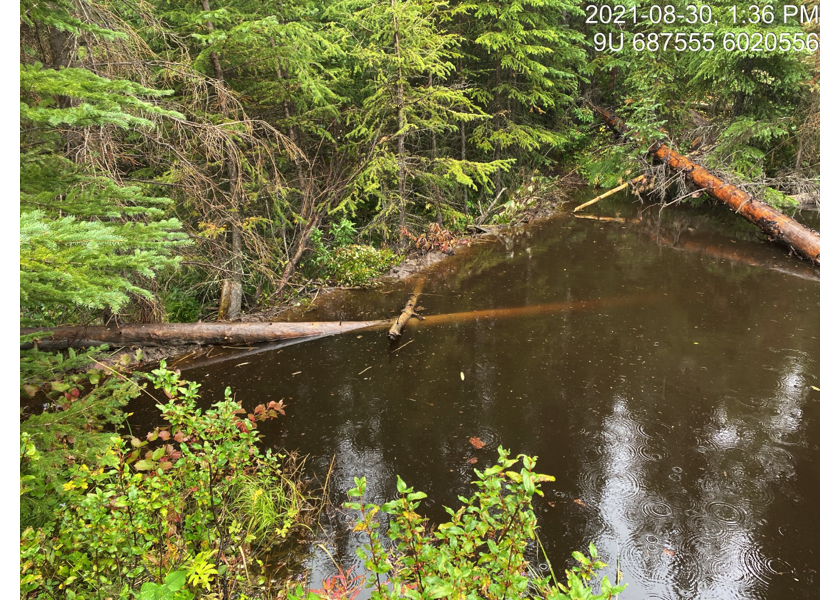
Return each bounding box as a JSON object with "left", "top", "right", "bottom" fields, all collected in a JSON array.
[
  {"left": 21, "top": 320, "right": 388, "bottom": 351},
  {"left": 590, "top": 104, "right": 820, "bottom": 265}
]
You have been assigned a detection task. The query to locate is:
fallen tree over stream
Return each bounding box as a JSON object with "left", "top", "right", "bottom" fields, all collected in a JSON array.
[
  {"left": 21, "top": 320, "right": 387, "bottom": 351},
  {"left": 590, "top": 104, "right": 820, "bottom": 265}
]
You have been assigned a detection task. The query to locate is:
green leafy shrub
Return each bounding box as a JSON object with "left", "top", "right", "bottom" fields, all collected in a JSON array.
[
  {"left": 330, "top": 218, "right": 358, "bottom": 248},
  {"left": 20, "top": 364, "right": 314, "bottom": 599},
  {"left": 291, "top": 448, "right": 625, "bottom": 599},
  {"left": 761, "top": 187, "right": 799, "bottom": 210},
  {"left": 308, "top": 226, "right": 399, "bottom": 287},
  {"left": 323, "top": 245, "right": 399, "bottom": 286}
]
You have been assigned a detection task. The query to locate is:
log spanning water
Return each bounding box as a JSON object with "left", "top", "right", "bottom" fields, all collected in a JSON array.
[
  {"left": 20, "top": 294, "right": 662, "bottom": 351},
  {"left": 388, "top": 279, "right": 425, "bottom": 340},
  {"left": 590, "top": 103, "right": 821, "bottom": 265},
  {"left": 20, "top": 320, "right": 388, "bottom": 351},
  {"left": 405, "top": 294, "right": 661, "bottom": 329}
]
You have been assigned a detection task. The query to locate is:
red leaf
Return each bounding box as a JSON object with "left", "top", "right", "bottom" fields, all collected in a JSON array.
[
  {"left": 469, "top": 437, "right": 486, "bottom": 450},
  {"left": 268, "top": 400, "right": 287, "bottom": 415}
]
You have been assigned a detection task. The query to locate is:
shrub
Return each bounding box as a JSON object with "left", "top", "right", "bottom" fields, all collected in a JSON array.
[
  {"left": 20, "top": 364, "right": 314, "bottom": 599},
  {"left": 308, "top": 226, "right": 399, "bottom": 286},
  {"left": 291, "top": 448, "right": 625, "bottom": 599}
]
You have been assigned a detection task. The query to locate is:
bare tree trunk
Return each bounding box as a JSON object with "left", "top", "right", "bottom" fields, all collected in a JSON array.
[
  {"left": 492, "top": 59, "right": 503, "bottom": 199},
  {"left": 274, "top": 213, "right": 322, "bottom": 299},
  {"left": 202, "top": 0, "right": 246, "bottom": 319},
  {"left": 271, "top": 38, "right": 306, "bottom": 186},
  {"left": 461, "top": 120, "right": 468, "bottom": 214},
  {"left": 48, "top": 27, "right": 72, "bottom": 108},
  {"left": 218, "top": 226, "right": 243, "bottom": 319},
  {"left": 429, "top": 74, "right": 443, "bottom": 225},
  {"left": 455, "top": 51, "right": 469, "bottom": 215},
  {"left": 202, "top": 0, "right": 225, "bottom": 82},
  {"left": 392, "top": 0, "right": 407, "bottom": 228}
]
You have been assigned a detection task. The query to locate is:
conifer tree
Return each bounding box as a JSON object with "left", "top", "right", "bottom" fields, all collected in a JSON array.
[
  {"left": 461, "top": 0, "right": 587, "bottom": 181},
  {"left": 334, "top": 0, "right": 511, "bottom": 233},
  {"left": 20, "top": 0, "right": 189, "bottom": 326}
]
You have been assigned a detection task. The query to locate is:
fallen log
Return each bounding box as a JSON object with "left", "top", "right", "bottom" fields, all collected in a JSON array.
[
  {"left": 590, "top": 104, "right": 820, "bottom": 265},
  {"left": 21, "top": 320, "right": 388, "bottom": 351},
  {"left": 405, "top": 293, "right": 666, "bottom": 329},
  {"left": 387, "top": 280, "right": 425, "bottom": 340},
  {"left": 573, "top": 214, "right": 641, "bottom": 224},
  {"left": 574, "top": 175, "right": 646, "bottom": 213}
]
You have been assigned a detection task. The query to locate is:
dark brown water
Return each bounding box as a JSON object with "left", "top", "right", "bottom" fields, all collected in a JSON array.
[{"left": 164, "top": 194, "right": 820, "bottom": 599}]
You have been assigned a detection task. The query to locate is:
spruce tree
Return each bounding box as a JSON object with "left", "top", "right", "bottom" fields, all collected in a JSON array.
[
  {"left": 20, "top": 0, "right": 189, "bottom": 326},
  {"left": 334, "top": 0, "right": 511, "bottom": 233},
  {"left": 462, "top": 0, "right": 587, "bottom": 176}
]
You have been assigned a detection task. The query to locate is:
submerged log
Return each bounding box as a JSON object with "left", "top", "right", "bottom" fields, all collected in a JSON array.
[
  {"left": 573, "top": 214, "right": 641, "bottom": 224},
  {"left": 21, "top": 320, "right": 387, "bottom": 351},
  {"left": 387, "top": 280, "right": 425, "bottom": 340},
  {"left": 590, "top": 104, "right": 821, "bottom": 265}
]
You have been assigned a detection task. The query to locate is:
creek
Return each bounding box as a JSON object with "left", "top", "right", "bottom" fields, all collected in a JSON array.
[{"left": 135, "top": 190, "right": 820, "bottom": 599}]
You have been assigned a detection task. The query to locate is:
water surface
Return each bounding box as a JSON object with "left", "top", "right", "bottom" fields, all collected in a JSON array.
[{"left": 167, "top": 194, "right": 820, "bottom": 599}]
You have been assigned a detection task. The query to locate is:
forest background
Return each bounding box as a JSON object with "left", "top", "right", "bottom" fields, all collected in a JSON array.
[{"left": 18, "top": 0, "right": 822, "bottom": 329}]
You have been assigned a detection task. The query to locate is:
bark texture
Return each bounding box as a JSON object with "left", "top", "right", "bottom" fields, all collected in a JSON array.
[
  {"left": 387, "top": 280, "right": 424, "bottom": 340},
  {"left": 22, "top": 320, "right": 387, "bottom": 350}
]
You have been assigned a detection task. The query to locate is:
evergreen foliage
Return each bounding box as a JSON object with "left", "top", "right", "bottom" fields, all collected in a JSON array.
[
  {"left": 19, "top": 0, "right": 820, "bottom": 596},
  {"left": 20, "top": 4, "right": 189, "bottom": 325},
  {"left": 19, "top": 0, "right": 820, "bottom": 320}
]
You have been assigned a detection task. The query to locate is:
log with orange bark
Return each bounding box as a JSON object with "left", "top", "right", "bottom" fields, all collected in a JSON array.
[{"left": 590, "top": 104, "right": 820, "bottom": 265}]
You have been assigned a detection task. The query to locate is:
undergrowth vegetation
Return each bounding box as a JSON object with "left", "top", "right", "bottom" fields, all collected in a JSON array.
[
  {"left": 291, "top": 449, "right": 625, "bottom": 600},
  {"left": 20, "top": 362, "right": 317, "bottom": 599},
  {"left": 305, "top": 219, "right": 400, "bottom": 287}
]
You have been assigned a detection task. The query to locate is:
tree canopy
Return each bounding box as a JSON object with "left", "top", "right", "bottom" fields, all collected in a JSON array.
[{"left": 20, "top": 0, "right": 819, "bottom": 325}]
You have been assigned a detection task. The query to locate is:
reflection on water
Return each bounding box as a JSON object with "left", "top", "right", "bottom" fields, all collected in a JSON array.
[{"left": 170, "top": 194, "right": 819, "bottom": 599}]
